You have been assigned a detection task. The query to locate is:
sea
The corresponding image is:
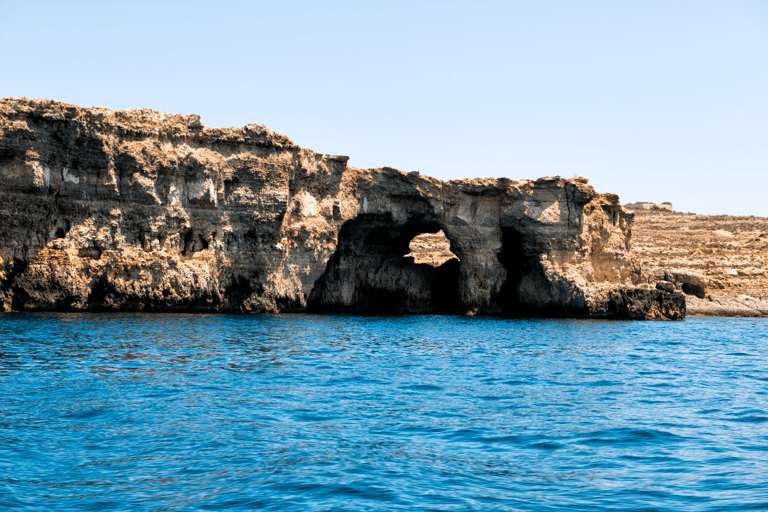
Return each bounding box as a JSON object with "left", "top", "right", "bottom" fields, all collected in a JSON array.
[{"left": 1, "top": 313, "right": 767, "bottom": 511}]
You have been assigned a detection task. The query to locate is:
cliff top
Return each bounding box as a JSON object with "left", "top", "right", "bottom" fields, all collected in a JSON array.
[
  {"left": 0, "top": 97, "right": 619, "bottom": 211},
  {"left": 0, "top": 96, "right": 296, "bottom": 149},
  {"left": 1, "top": 97, "right": 610, "bottom": 202}
]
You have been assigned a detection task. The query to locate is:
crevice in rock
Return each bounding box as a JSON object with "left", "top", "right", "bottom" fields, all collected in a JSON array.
[
  {"left": 223, "top": 178, "right": 239, "bottom": 201},
  {"left": 0, "top": 145, "right": 19, "bottom": 166},
  {"left": 181, "top": 230, "right": 209, "bottom": 256},
  {"left": 53, "top": 217, "right": 71, "bottom": 240},
  {"left": 8, "top": 259, "right": 30, "bottom": 311},
  {"left": 497, "top": 227, "right": 531, "bottom": 317},
  {"left": 78, "top": 246, "right": 102, "bottom": 260},
  {"left": 139, "top": 228, "right": 151, "bottom": 252},
  {"left": 308, "top": 214, "right": 461, "bottom": 314}
]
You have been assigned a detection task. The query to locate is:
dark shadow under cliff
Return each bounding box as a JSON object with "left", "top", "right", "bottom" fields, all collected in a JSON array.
[
  {"left": 308, "top": 214, "right": 461, "bottom": 314},
  {"left": 497, "top": 227, "right": 529, "bottom": 317}
]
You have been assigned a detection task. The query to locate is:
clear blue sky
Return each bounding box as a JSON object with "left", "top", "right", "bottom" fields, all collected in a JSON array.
[{"left": 2, "top": 1, "right": 766, "bottom": 215}]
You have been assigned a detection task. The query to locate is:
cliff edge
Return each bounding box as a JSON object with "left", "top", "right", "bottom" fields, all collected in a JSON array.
[{"left": 0, "top": 98, "right": 684, "bottom": 319}]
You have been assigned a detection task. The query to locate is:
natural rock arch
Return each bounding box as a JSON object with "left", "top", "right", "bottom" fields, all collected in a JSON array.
[{"left": 308, "top": 213, "right": 461, "bottom": 314}]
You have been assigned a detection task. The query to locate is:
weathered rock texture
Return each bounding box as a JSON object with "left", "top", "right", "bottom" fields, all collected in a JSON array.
[
  {"left": 0, "top": 98, "right": 684, "bottom": 319},
  {"left": 632, "top": 208, "right": 768, "bottom": 317}
]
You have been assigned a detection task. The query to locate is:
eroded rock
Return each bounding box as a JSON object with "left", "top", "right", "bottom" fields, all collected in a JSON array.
[
  {"left": 631, "top": 208, "right": 768, "bottom": 317},
  {"left": 0, "top": 98, "right": 684, "bottom": 319}
]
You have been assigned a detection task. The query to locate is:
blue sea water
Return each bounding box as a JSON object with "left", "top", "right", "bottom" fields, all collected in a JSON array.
[{"left": 0, "top": 314, "right": 767, "bottom": 511}]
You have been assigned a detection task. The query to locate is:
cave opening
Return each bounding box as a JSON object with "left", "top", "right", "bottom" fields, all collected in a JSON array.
[
  {"left": 497, "top": 227, "right": 530, "bottom": 317},
  {"left": 53, "top": 219, "right": 70, "bottom": 240},
  {"left": 308, "top": 214, "right": 461, "bottom": 315},
  {"left": 681, "top": 283, "right": 706, "bottom": 299}
]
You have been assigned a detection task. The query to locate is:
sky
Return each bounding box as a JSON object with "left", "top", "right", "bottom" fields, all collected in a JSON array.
[{"left": 1, "top": 0, "right": 767, "bottom": 215}]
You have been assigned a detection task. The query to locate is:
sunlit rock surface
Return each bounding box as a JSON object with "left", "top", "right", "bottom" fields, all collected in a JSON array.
[
  {"left": 631, "top": 208, "right": 768, "bottom": 317},
  {"left": 0, "top": 98, "right": 684, "bottom": 319}
]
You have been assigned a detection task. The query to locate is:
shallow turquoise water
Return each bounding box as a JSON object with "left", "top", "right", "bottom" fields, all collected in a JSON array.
[{"left": 1, "top": 314, "right": 767, "bottom": 511}]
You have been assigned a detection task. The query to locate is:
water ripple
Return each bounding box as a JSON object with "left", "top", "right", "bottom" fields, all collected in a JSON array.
[{"left": 1, "top": 314, "right": 767, "bottom": 510}]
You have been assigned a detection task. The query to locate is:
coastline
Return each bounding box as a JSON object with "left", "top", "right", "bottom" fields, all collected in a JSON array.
[
  {"left": 0, "top": 98, "right": 683, "bottom": 320},
  {"left": 686, "top": 295, "right": 768, "bottom": 318},
  {"left": 630, "top": 209, "right": 768, "bottom": 318},
  {"left": 404, "top": 209, "right": 768, "bottom": 319}
]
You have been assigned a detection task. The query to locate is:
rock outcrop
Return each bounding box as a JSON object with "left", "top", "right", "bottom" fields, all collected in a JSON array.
[
  {"left": 625, "top": 201, "right": 673, "bottom": 211},
  {"left": 0, "top": 98, "right": 684, "bottom": 319}
]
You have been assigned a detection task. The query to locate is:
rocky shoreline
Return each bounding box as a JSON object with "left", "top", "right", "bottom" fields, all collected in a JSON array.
[
  {"left": 0, "top": 98, "right": 685, "bottom": 319},
  {"left": 409, "top": 215, "right": 768, "bottom": 318},
  {"left": 630, "top": 209, "right": 768, "bottom": 318}
]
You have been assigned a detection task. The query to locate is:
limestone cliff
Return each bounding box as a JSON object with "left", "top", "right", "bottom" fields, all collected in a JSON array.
[
  {"left": 0, "top": 98, "right": 684, "bottom": 319},
  {"left": 631, "top": 208, "right": 768, "bottom": 317}
]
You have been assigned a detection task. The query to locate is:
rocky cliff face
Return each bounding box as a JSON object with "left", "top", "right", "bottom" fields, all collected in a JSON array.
[
  {"left": 632, "top": 208, "right": 768, "bottom": 317},
  {"left": 0, "top": 98, "right": 684, "bottom": 319}
]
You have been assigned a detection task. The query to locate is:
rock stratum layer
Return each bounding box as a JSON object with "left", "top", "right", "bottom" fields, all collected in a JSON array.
[
  {"left": 0, "top": 98, "right": 684, "bottom": 319},
  {"left": 632, "top": 209, "right": 768, "bottom": 317}
]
